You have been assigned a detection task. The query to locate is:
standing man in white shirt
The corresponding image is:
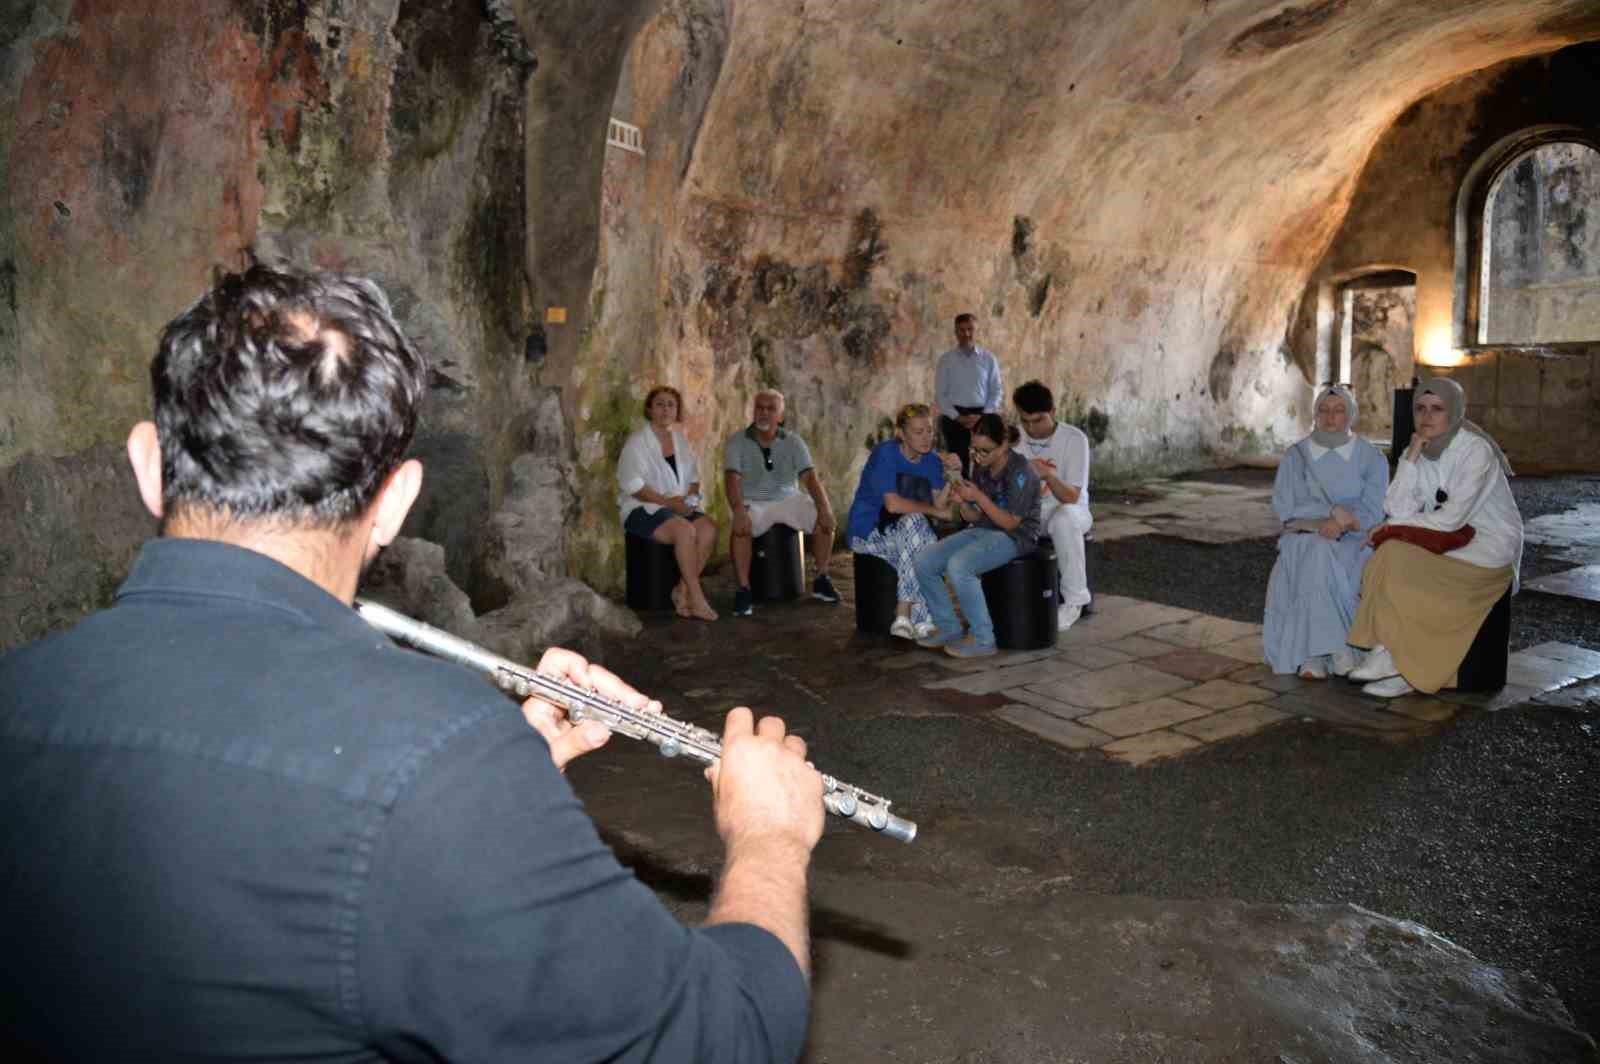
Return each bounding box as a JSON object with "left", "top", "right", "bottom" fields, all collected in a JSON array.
[
  {"left": 934, "top": 313, "right": 1004, "bottom": 478},
  {"left": 1013, "top": 380, "right": 1093, "bottom": 630}
]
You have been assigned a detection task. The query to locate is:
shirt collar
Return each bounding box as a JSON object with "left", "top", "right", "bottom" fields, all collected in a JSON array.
[
  {"left": 1306, "top": 438, "right": 1357, "bottom": 461},
  {"left": 116, "top": 537, "right": 371, "bottom": 640},
  {"left": 744, "top": 424, "right": 786, "bottom": 443}
]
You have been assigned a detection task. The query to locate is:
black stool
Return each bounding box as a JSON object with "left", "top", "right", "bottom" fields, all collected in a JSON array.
[
  {"left": 853, "top": 552, "right": 899, "bottom": 635},
  {"left": 751, "top": 524, "right": 805, "bottom": 601},
  {"left": 1455, "top": 588, "right": 1511, "bottom": 692},
  {"left": 979, "top": 547, "right": 1059, "bottom": 651},
  {"left": 625, "top": 535, "right": 680, "bottom": 610}
]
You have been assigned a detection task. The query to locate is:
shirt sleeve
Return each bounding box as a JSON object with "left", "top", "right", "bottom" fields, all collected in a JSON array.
[
  {"left": 1354, "top": 445, "right": 1389, "bottom": 531},
  {"left": 983, "top": 353, "right": 1003, "bottom": 413},
  {"left": 618, "top": 431, "right": 648, "bottom": 497},
  {"left": 1059, "top": 429, "right": 1088, "bottom": 492},
  {"left": 1385, "top": 455, "right": 1424, "bottom": 520},
  {"left": 1271, "top": 446, "right": 1320, "bottom": 523},
  {"left": 723, "top": 434, "right": 746, "bottom": 476},
  {"left": 791, "top": 435, "right": 815, "bottom": 476},
  {"left": 1396, "top": 437, "right": 1500, "bottom": 534},
  {"left": 359, "top": 715, "right": 809, "bottom": 1064}
]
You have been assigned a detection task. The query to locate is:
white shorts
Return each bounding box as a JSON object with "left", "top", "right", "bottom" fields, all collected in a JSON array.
[{"left": 747, "top": 493, "right": 818, "bottom": 537}]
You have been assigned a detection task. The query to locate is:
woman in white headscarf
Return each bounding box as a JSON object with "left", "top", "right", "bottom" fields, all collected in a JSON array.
[
  {"left": 1346, "top": 376, "right": 1522, "bottom": 697},
  {"left": 1263, "top": 385, "right": 1389, "bottom": 678}
]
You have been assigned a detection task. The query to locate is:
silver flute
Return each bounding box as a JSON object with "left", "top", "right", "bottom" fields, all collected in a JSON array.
[{"left": 354, "top": 599, "right": 917, "bottom": 843}]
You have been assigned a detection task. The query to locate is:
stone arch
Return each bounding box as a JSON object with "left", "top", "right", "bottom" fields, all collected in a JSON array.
[{"left": 1452, "top": 124, "right": 1600, "bottom": 347}]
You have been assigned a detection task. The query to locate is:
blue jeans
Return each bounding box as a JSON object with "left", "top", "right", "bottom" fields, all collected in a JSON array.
[{"left": 912, "top": 528, "right": 1018, "bottom": 646}]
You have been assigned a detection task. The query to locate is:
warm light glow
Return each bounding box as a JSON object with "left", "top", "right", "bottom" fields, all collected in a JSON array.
[{"left": 1417, "top": 324, "right": 1464, "bottom": 367}]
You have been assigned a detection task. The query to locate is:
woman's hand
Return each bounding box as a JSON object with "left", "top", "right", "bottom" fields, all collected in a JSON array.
[
  {"left": 1404, "top": 433, "right": 1424, "bottom": 462},
  {"left": 954, "top": 480, "right": 983, "bottom": 504},
  {"left": 1317, "top": 517, "right": 1343, "bottom": 539},
  {"left": 664, "top": 495, "right": 692, "bottom": 516},
  {"left": 1330, "top": 504, "right": 1359, "bottom": 532},
  {"left": 940, "top": 452, "right": 962, "bottom": 476},
  {"left": 1362, "top": 522, "right": 1387, "bottom": 548}
]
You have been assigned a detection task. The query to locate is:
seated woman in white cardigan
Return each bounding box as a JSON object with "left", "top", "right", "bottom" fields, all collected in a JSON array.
[
  {"left": 616, "top": 386, "right": 720, "bottom": 621},
  {"left": 1347, "top": 377, "right": 1522, "bottom": 697}
]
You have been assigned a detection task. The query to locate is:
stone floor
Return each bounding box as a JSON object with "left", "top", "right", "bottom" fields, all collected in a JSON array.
[
  {"left": 902, "top": 592, "right": 1600, "bottom": 765},
  {"left": 900, "top": 477, "right": 1600, "bottom": 764}
]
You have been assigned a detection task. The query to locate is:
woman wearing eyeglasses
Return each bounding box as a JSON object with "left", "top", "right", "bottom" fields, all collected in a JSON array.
[
  {"left": 1262, "top": 384, "right": 1389, "bottom": 679},
  {"left": 912, "top": 413, "right": 1042, "bottom": 658},
  {"left": 1344, "top": 377, "right": 1522, "bottom": 697},
  {"left": 845, "top": 403, "right": 960, "bottom": 639},
  {"left": 617, "top": 385, "right": 719, "bottom": 621}
]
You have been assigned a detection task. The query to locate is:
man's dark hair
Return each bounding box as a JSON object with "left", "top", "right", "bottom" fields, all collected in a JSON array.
[
  {"left": 954, "top": 312, "right": 975, "bottom": 327},
  {"left": 1012, "top": 380, "right": 1054, "bottom": 415},
  {"left": 150, "top": 263, "right": 426, "bottom": 529}
]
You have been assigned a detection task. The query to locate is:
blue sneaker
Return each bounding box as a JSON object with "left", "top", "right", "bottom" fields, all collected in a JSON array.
[
  {"left": 812, "top": 573, "right": 840, "bottom": 603},
  {"left": 916, "top": 628, "right": 965, "bottom": 649},
  {"left": 733, "top": 587, "right": 754, "bottom": 617},
  {"left": 944, "top": 636, "right": 998, "bottom": 659}
]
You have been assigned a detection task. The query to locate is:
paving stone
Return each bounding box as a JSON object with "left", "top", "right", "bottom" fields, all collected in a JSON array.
[
  {"left": 1142, "top": 615, "right": 1262, "bottom": 650},
  {"left": 1173, "top": 703, "right": 1293, "bottom": 743},
  {"left": 995, "top": 704, "right": 1114, "bottom": 749},
  {"left": 1003, "top": 686, "right": 1092, "bottom": 719},
  {"left": 1059, "top": 644, "right": 1135, "bottom": 671},
  {"left": 1505, "top": 654, "right": 1584, "bottom": 692},
  {"left": 1433, "top": 684, "right": 1541, "bottom": 712},
  {"left": 1056, "top": 600, "right": 1198, "bottom": 646},
  {"left": 1025, "top": 662, "right": 1194, "bottom": 711},
  {"left": 1144, "top": 649, "right": 1244, "bottom": 682},
  {"left": 1101, "top": 729, "right": 1206, "bottom": 765},
  {"left": 1269, "top": 690, "right": 1426, "bottom": 732},
  {"left": 1383, "top": 696, "right": 1461, "bottom": 723},
  {"left": 876, "top": 650, "right": 933, "bottom": 671},
  {"left": 1253, "top": 671, "right": 1318, "bottom": 693},
  {"left": 1209, "top": 634, "right": 1265, "bottom": 665},
  {"left": 924, "top": 659, "right": 1084, "bottom": 695},
  {"left": 1172, "top": 679, "right": 1273, "bottom": 710},
  {"left": 1098, "top": 634, "right": 1184, "bottom": 659},
  {"left": 1079, "top": 696, "right": 1214, "bottom": 738},
  {"left": 1532, "top": 678, "right": 1600, "bottom": 709},
  {"left": 1225, "top": 663, "right": 1275, "bottom": 684},
  {"left": 1521, "top": 564, "right": 1600, "bottom": 603},
  {"left": 1518, "top": 641, "right": 1600, "bottom": 675}
]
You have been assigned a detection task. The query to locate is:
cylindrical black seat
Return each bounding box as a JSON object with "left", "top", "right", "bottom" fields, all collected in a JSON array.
[
  {"left": 853, "top": 552, "right": 898, "bottom": 635},
  {"left": 1455, "top": 588, "right": 1511, "bottom": 692},
  {"left": 625, "top": 535, "right": 680, "bottom": 610},
  {"left": 751, "top": 524, "right": 805, "bottom": 601},
  {"left": 979, "top": 547, "right": 1059, "bottom": 651}
]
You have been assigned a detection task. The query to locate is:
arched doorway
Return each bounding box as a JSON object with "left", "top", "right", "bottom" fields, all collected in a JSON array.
[{"left": 1333, "top": 269, "right": 1416, "bottom": 440}]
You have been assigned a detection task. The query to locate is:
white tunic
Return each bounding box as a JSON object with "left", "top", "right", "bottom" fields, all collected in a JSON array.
[
  {"left": 616, "top": 425, "right": 700, "bottom": 524},
  {"left": 1385, "top": 432, "right": 1522, "bottom": 579}
]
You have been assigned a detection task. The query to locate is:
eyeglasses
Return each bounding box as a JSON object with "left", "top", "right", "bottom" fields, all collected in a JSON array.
[
  {"left": 969, "top": 444, "right": 997, "bottom": 459},
  {"left": 759, "top": 446, "right": 774, "bottom": 471}
]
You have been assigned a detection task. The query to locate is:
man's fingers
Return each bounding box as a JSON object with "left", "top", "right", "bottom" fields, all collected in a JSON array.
[
  {"left": 783, "top": 733, "right": 807, "bottom": 759},
  {"left": 586, "top": 662, "right": 654, "bottom": 710},
  {"left": 549, "top": 720, "right": 612, "bottom": 772},
  {"left": 536, "top": 647, "right": 590, "bottom": 686},
  {"left": 755, "top": 713, "right": 787, "bottom": 740},
  {"left": 722, "top": 706, "right": 755, "bottom": 741}
]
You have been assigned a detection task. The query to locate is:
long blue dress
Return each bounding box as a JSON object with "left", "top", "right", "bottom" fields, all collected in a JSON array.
[{"left": 1263, "top": 438, "right": 1389, "bottom": 674}]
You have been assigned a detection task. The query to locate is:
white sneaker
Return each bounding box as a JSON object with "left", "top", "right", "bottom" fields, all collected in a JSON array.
[
  {"left": 1349, "top": 645, "right": 1398, "bottom": 682},
  {"left": 889, "top": 616, "right": 915, "bottom": 640},
  {"left": 1329, "top": 647, "right": 1359, "bottom": 677},
  {"left": 1297, "top": 657, "right": 1328, "bottom": 680},
  {"left": 913, "top": 620, "right": 938, "bottom": 639},
  {"left": 1362, "top": 675, "right": 1415, "bottom": 698},
  {"left": 1057, "top": 604, "right": 1083, "bottom": 631}
]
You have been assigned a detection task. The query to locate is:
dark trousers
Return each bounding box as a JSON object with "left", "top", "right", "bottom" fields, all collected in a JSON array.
[{"left": 941, "top": 415, "right": 974, "bottom": 478}]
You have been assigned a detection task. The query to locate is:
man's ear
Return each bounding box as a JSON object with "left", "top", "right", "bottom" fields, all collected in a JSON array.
[
  {"left": 126, "top": 421, "right": 164, "bottom": 519},
  {"left": 370, "top": 459, "right": 423, "bottom": 549}
]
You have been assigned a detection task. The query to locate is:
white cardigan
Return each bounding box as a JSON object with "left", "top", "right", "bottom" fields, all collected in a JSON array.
[
  {"left": 1386, "top": 431, "right": 1523, "bottom": 580},
  {"left": 616, "top": 424, "right": 700, "bottom": 523}
]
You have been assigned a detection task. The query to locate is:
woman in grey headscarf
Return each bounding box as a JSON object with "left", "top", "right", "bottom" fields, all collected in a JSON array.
[
  {"left": 1263, "top": 385, "right": 1389, "bottom": 678},
  {"left": 1346, "top": 376, "right": 1522, "bottom": 697}
]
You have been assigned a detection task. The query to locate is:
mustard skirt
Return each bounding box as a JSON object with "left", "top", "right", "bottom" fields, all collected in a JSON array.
[{"left": 1347, "top": 541, "right": 1513, "bottom": 694}]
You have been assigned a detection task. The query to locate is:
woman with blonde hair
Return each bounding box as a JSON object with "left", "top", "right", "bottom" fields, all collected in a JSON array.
[
  {"left": 845, "top": 403, "right": 959, "bottom": 639},
  {"left": 1346, "top": 377, "right": 1522, "bottom": 697},
  {"left": 617, "top": 385, "right": 719, "bottom": 620}
]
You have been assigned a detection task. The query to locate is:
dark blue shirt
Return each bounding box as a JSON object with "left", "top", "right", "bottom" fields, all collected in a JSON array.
[
  {"left": 969, "top": 449, "right": 1042, "bottom": 554},
  {"left": 0, "top": 538, "right": 807, "bottom": 1062}
]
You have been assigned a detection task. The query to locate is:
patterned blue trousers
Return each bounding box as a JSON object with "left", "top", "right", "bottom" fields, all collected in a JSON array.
[{"left": 851, "top": 514, "right": 939, "bottom": 625}]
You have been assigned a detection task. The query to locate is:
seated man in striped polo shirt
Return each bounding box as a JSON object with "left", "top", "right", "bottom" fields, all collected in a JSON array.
[{"left": 724, "top": 390, "right": 839, "bottom": 617}]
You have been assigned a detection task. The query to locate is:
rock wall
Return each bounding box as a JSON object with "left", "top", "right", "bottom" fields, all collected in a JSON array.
[
  {"left": 564, "top": 1, "right": 1600, "bottom": 588},
  {"left": 1292, "top": 40, "right": 1600, "bottom": 468}
]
